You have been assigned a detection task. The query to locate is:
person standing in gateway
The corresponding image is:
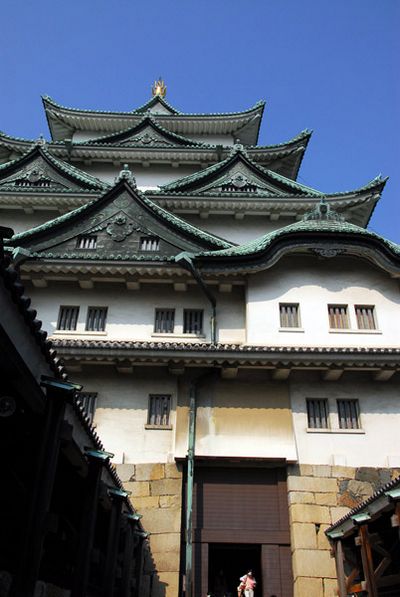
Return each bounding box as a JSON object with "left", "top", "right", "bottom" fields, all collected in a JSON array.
[{"left": 239, "top": 570, "right": 257, "bottom": 597}]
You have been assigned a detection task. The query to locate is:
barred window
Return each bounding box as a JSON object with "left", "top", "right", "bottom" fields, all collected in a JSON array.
[
  {"left": 86, "top": 307, "right": 108, "bottom": 331},
  {"left": 148, "top": 394, "right": 171, "bottom": 426},
  {"left": 328, "top": 305, "right": 349, "bottom": 329},
  {"left": 154, "top": 309, "right": 175, "bottom": 333},
  {"left": 57, "top": 306, "right": 79, "bottom": 331},
  {"left": 337, "top": 399, "right": 360, "bottom": 429},
  {"left": 306, "top": 399, "right": 329, "bottom": 429},
  {"left": 76, "top": 235, "right": 97, "bottom": 249},
  {"left": 279, "top": 303, "right": 300, "bottom": 328},
  {"left": 140, "top": 236, "right": 160, "bottom": 251},
  {"left": 183, "top": 309, "right": 203, "bottom": 334},
  {"left": 76, "top": 392, "right": 98, "bottom": 424},
  {"left": 355, "top": 305, "right": 376, "bottom": 330}
]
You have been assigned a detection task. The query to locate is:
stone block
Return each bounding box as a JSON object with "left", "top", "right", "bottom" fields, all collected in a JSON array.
[
  {"left": 150, "top": 532, "right": 181, "bottom": 553},
  {"left": 124, "top": 481, "right": 150, "bottom": 497},
  {"left": 131, "top": 496, "right": 159, "bottom": 511},
  {"left": 157, "top": 572, "right": 180, "bottom": 597},
  {"left": 317, "top": 525, "right": 331, "bottom": 550},
  {"left": 323, "top": 577, "right": 338, "bottom": 596},
  {"left": 159, "top": 494, "right": 181, "bottom": 509},
  {"left": 315, "top": 493, "right": 337, "bottom": 506},
  {"left": 391, "top": 468, "right": 400, "bottom": 480},
  {"left": 152, "top": 550, "right": 180, "bottom": 572},
  {"left": 116, "top": 463, "right": 135, "bottom": 482},
  {"left": 291, "top": 522, "right": 317, "bottom": 549},
  {"left": 165, "top": 462, "right": 182, "bottom": 479},
  {"left": 298, "top": 464, "right": 313, "bottom": 476},
  {"left": 290, "top": 504, "right": 331, "bottom": 524},
  {"left": 293, "top": 549, "right": 336, "bottom": 579},
  {"left": 312, "top": 465, "right": 332, "bottom": 478},
  {"left": 294, "top": 577, "right": 323, "bottom": 597},
  {"left": 288, "top": 491, "right": 315, "bottom": 505},
  {"left": 347, "top": 480, "right": 374, "bottom": 498},
  {"left": 140, "top": 507, "right": 181, "bottom": 534},
  {"left": 338, "top": 491, "right": 359, "bottom": 509},
  {"left": 355, "top": 467, "right": 380, "bottom": 485},
  {"left": 288, "top": 476, "right": 337, "bottom": 493},
  {"left": 330, "top": 506, "right": 350, "bottom": 523},
  {"left": 330, "top": 466, "right": 356, "bottom": 479},
  {"left": 135, "top": 463, "right": 165, "bottom": 481},
  {"left": 151, "top": 478, "right": 182, "bottom": 497}
]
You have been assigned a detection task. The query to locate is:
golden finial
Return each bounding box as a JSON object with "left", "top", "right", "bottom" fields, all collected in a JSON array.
[{"left": 152, "top": 77, "right": 167, "bottom": 98}]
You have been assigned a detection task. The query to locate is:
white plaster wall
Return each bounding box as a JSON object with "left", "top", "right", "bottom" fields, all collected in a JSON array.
[
  {"left": 0, "top": 209, "right": 62, "bottom": 234},
  {"left": 182, "top": 214, "right": 293, "bottom": 245},
  {"left": 246, "top": 257, "right": 400, "bottom": 347},
  {"left": 73, "top": 367, "right": 177, "bottom": 464},
  {"left": 28, "top": 282, "right": 245, "bottom": 344},
  {"left": 291, "top": 379, "right": 400, "bottom": 467},
  {"left": 75, "top": 162, "right": 199, "bottom": 189}
]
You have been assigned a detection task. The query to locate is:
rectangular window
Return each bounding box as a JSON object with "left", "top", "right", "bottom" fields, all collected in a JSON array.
[
  {"left": 306, "top": 399, "right": 329, "bottom": 429},
  {"left": 183, "top": 309, "right": 204, "bottom": 334},
  {"left": 154, "top": 309, "right": 175, "bottom": 333},
  {"left": 337, "top": 399, "right": 360, "bottom": 429},
  {"left": 76, "top": 235, "right": 97, "bottom": 249},
  {"left": 57, "top": 306, "right": 79, "bottom": 331},
  {"left": 279, "top": 303, "right": 300, "bottom": 328},
  {"left": 328, "top": 304, "right": 349, "bottom": 329},
  {"left": 140, "top": 236, "right": 160, "bottom": 251},
  {"left": 86, "top": 307, "right": 108, "bottom": 331},
  {"left": 355, "top": 305, "right": 376, "bottom": 330},
  {"left": 147, "top": 394, "right": 171, "bottom": 426},
  {"left": 76, "top": 392, "right": 98, "bottom": 424}
]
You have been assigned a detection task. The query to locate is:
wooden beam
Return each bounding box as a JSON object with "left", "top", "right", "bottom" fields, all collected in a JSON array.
[
  {"left": 79, "top": 278, "right": 94, "bottom": 289},
  {"left": 173, "top": 282, "right": 187, "bottom": 292},
  {"left": 221, "top": 366, "right": 238, "bottom": 379},
  {"left": 272, "top": 368, "right": 291, "bottom": 380},
  {"left": 322, "top": 369, "right": 344, "bottom": 381},
  {"left": 373, "top": 370, "right": 396, "bottom": 382},
  {"left": 31, "top": 275, "right": 48, "bottom": 288},
  {"left": 335, "top": 540, "right": 347, "bottom": 597},
  {"left": 359, "top": 525, "right": 378, "bottom": 597},
  {"left": 218, "top": 283, "right": 232, "bottom": 293}
]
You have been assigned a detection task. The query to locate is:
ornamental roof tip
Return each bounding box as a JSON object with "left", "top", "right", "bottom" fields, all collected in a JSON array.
[{"left": 115, "top": 163, "right": 136, "bottom": 187}]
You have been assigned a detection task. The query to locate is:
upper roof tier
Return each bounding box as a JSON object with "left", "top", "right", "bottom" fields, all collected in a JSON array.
[{"left": 42, "top": 95, "right": 266, "bottom": 145}]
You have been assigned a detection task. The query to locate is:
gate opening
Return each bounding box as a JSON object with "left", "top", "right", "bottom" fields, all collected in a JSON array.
[{"left": 208, "top": 543, "right": 262, "bottom": 597}]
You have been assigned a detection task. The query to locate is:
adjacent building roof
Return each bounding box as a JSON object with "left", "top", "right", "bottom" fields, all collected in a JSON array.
[{"left": 42, "top": 95, "right": 266, "bottom": 144}]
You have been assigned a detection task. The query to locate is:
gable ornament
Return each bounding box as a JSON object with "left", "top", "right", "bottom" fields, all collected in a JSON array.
[{"left": 106, "top": 215, "right": 134, "bottom": 242}]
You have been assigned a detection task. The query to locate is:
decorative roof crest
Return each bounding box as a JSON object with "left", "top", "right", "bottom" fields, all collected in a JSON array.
[
  {"left": 115, "top": 164, "right": 136, "bottom": 188},
  {"left": 152, "top": 77, "right": 167, "bottom": 98},
  {"left": 35, "top": 134, "right": 47, "bottom": 148},
  {"left": 303, "top": 199, "right": 343, "bottom": 222}
]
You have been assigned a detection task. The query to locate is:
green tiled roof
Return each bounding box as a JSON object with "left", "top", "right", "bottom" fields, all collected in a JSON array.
[
  {"left": 42, "top": 95, "right": 266, "bottom": 118},
  {"left": 158, "top": 145, "right": 323, "bottom": 196},
  {"left": 195, "top": 210, "right": 400, "bottom": 259},
  {"left": 0, "top": 143, "right": 108, "bottom": 191}
]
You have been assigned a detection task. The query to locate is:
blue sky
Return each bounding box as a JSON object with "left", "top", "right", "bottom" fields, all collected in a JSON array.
[{"left": 1, "top": 0, "right": 399, "bottom": 240}]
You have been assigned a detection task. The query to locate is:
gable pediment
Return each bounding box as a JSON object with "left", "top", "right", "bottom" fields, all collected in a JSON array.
[
  {"left": 196, "top": 161, "right": 288, "bottom": 196},
  {"left": 11, "top": 179, "right": 231, "bottom": 260},
  {"left": 0, "top": 146, "right": 106, "bottom": 193}
]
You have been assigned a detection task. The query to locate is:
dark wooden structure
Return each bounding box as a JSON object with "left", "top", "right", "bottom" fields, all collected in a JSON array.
[
  {"left": 0, "top": 227, "right": 146, "bottom": 597},
  {"left": 183, "top": 461, "right": 292, "bottom": 597},
  {"left": 326, "top": 476, "right": 400, "bottom": 596}
]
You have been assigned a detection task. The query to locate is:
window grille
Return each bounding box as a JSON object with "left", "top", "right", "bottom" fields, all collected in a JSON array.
[
  {"left": 15, "top": 178, "right": 51, "bottom": 188},
  {"left": 86, "top": 307, "right": 108, "bottom": 332},
  {"left": 140, "top": 236, "right": 160, "bottom": 251},
  {"left": 328, "top": 305, "right": 349, "bottom": 329},
  {"left": 76, "top": 235, "right": 97, "bottom": 250},
  {"left": 76, "top": 392, "right": 98, "bottom": 424},
  {"left": 154, "top": 309, "right": 175, "bottom": 333},
  {"left": 355, "top": 305, "right": 376, "bottom": 330},
  {"left": 337, "top": 399, "right": 360, "bottom": 429},
  {"left": 306, "top": 399, "right": 329, "bottom": 429},
  {"left": 279, "top": 303, "right": 300, "bottom": 328},
  {"left": 148, "top": 394, "right": 171, "bottom": 426},
  {"left": 57, "top": 306, "right": 79, "bottom": 331},
  {"left": 183, "top": 309, "right": 204, "bottom": 334}
]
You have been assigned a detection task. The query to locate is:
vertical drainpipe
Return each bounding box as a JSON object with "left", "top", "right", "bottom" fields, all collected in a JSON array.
[
  {"left": 174, "top": 252, "right": 217, "bottom": 344},
  {"left": 185, "top": 380, "right": 197, "bottom": 597}
]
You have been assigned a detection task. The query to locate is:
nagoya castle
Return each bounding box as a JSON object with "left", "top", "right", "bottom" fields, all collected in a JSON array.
[{"left": 1, "top": 79, "right": 400, "bottom": 597}]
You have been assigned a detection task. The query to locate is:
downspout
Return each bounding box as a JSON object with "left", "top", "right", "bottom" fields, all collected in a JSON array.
[
  {"left": 184, "top": 371, "right": 216, "bottom": 597},
  {"left": 175, "top": 252, "right": 217, "bottom": 344}
]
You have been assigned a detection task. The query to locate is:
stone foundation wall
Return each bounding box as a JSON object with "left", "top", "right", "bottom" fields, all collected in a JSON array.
[
  {"left": 116, "top": 462, "right": 183, "bottom": 597},
  {"left": 288, "top": 464, "right": 400, "bottom": 597}
]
